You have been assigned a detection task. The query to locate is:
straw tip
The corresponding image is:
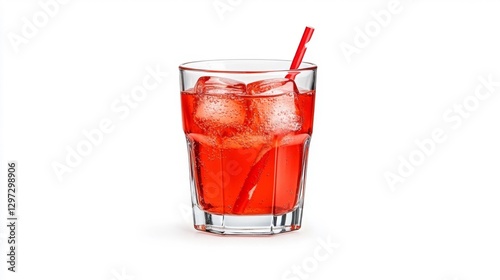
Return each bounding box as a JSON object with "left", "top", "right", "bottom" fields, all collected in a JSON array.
[{"left": 304, "top": 27, "right": 315, "bottom": 39}]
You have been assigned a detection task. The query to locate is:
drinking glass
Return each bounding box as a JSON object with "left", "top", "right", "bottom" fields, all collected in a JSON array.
[{"left": 180, "top": 59, "right": 316, "bottom": 235}]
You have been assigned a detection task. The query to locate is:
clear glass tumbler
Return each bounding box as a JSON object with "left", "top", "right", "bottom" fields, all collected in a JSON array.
[{"left": 180, "top": 59, "right": 316, "bottom": 235}]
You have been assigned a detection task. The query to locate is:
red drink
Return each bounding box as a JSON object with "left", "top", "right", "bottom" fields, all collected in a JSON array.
[
  {"left": 180, "top": 59, "right": 317, "bottom": 234},
  {"left": 181, "top": 77, "right": 315, "bottom": 216}
]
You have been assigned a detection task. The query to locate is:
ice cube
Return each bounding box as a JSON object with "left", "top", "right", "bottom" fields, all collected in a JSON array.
[
  {"left": 195, "top": 76, "right": 246, "bottom": 95},
  {"left": 193, "top": 76, "right": 247, "bottom": 133},
  {"left": 246, "top": 78, "right": 302, "bottom": 133},
  {"left": 223, "top": 132, "right": 269, "bottom": 149}
]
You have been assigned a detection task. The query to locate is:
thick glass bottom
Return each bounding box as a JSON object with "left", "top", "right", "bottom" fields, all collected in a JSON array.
[{"left": 191, "top": 204, "right": 304, "bottom": 235}]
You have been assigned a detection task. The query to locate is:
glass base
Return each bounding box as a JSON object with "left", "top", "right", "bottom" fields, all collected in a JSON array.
[{"left": 191, "top": 205, "right": 304, "bottom": 235}]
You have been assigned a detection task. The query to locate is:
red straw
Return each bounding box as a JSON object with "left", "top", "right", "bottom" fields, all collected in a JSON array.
[
  {"left": 232, "top": 147, "right": 271, "bottom": 214},
  {"left": 286, "top": 26, "right": 315, "bottom": 80},
  {"left": 232, "top": 27, "right": 315, "bottom": 214}
]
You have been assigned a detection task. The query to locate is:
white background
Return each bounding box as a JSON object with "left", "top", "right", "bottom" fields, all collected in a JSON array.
[{"left": 1, "top": 0, "right": 500, "bottom": 280}]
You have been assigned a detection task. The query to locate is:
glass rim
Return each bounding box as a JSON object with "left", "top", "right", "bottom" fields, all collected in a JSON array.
[{"left": 179, "top": 59, "right": 317, "bottom": 74}]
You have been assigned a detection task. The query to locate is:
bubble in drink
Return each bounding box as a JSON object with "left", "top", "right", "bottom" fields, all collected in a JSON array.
[
  {"left": 247, "top": 78, "right": 302, "bottom": 133},
  {"left": 193, "top": 76, "right": 247, "bottom": 134}
]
